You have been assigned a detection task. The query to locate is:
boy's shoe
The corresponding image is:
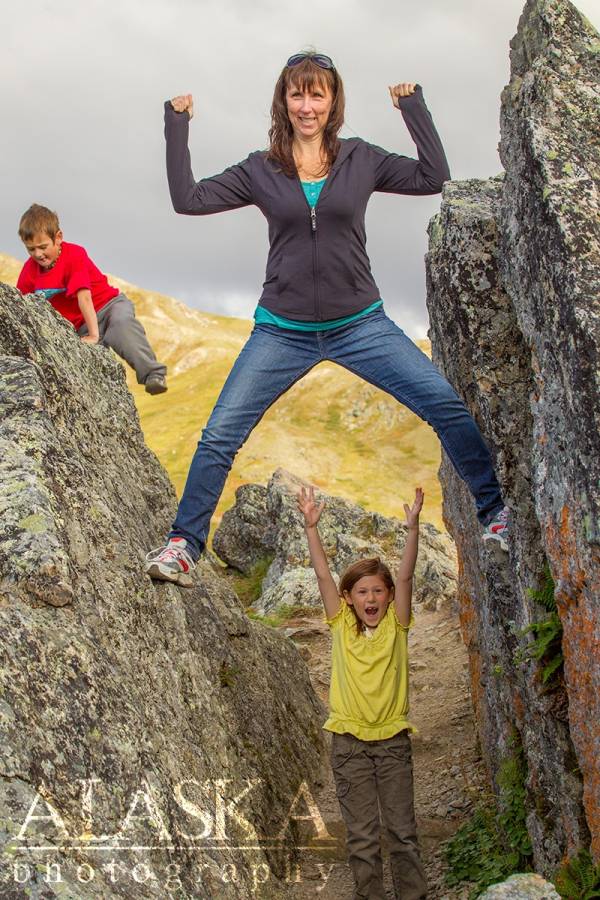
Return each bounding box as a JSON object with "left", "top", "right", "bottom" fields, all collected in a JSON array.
[
  {"left": 482, "top": 506, "right": 510, "bottom": 552},
  {"left": 145, "top": 373, "right": 168, "bottom": 395},
  {"left": 145, "top": 537, "right": 196, "bottom": 586}
]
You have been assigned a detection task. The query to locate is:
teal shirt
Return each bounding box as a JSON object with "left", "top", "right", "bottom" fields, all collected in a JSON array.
[{"left": 254, "top": 178, "right": 383, "bottom": 331}]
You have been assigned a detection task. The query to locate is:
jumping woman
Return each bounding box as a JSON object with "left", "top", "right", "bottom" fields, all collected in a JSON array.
[{"left": 146, "top": 52, "right": 509, "bottom": 584}]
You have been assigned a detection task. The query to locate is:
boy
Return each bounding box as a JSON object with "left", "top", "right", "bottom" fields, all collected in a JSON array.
[{"left": 16, "top": 204, "right": 167, "bottom": 394}]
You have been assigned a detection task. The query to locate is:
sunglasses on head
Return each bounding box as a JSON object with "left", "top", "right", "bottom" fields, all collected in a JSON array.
[{"left": 286, "top": 52, "right": 335, "bottom": 71}]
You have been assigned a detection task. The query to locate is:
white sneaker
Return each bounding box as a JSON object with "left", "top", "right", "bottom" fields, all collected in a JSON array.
[
  {"left": 482, "top": 507, "right": 510, "bottom": 552},
  {"left": 145, "top": 537, "right": 196, "bottom": 586}
]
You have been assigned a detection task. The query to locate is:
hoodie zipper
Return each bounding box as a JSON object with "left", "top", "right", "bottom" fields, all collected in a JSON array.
[
  {"left": 297, "top": 162, "right": 343, "bottom": 320},
  {"left": 310, "top": 204, "right": 320, "bottom": 319},
  {"left": 299, "top": 176, "right": 330, "bottom": 321}
]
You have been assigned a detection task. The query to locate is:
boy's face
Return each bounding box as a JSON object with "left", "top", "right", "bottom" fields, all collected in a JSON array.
[{"left": 24, "top": 230, "right": 63, "bottom": 268}]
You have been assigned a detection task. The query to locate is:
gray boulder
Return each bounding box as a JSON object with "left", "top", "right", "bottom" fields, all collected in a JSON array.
[
  {"left": 214, "top": 468, "right": 457, "bottom": 617},
  {"left": 479, "top": 873, "right": 560, "bottom": 899},
  {"left": 0, "top": 283, "right": 325, "bottom": 899},
  {"left": 426, "top": 0, "right": 599, "bottom": 875}
]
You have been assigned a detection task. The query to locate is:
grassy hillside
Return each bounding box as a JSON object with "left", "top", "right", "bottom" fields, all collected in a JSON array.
[{"left": 1, "top": 254, "right": 445, "bottom": 536}]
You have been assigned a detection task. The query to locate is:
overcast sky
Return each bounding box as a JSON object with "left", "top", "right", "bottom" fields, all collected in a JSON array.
[{"left": 2, "top": 0, "right": 598, "bottom": 338}]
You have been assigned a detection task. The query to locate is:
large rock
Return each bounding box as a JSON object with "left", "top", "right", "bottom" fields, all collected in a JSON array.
[
  {"left": 479, "top": 873, "right": 560, "bottom": 899},
  {"left": 213, "top": 468, "right": 457, "bottom": 616},
  {"left": 499, "top": 0, "right": 600, "bottom": 858},
  {"left": 426, "top": 0, "right": 599, "bottom": 874},
  {"left": 0, "top": 283, "right": 326, "bottom": 898}
]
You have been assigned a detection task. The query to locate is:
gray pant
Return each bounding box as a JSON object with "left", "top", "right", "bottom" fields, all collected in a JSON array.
[
  {"left": 331, "top": 730, "right": 427, "bottom": 900},
  {"left": 78, "top": 293, "right": 166, "bottom": 385}
]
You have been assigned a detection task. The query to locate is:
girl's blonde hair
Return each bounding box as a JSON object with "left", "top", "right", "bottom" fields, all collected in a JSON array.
[{"left": 339, "top": 558, "right": 395, "bottom": 635}]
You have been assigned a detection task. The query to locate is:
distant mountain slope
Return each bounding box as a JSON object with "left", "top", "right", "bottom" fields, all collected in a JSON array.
[{"left": 1, "top": 254, "right": 444, "bottom": 532}]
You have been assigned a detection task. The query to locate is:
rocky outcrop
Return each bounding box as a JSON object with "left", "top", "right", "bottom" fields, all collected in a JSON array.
[
  {"left": 0, "top": 283, "right": 325, "bottom": 898},
  {"left": 213, "top": 469, "right": 457, "bottom": 616},
  {"left": 479, "top": 873, "right": 560, "bottom": 900},
  {"left": 426, "top": 0, "right": 599, "bottom": 875}
]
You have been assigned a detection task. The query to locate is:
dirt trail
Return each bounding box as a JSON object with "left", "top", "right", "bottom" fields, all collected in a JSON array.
[{"left": 278, "top": 599, "right": 486, "bottom": 899}]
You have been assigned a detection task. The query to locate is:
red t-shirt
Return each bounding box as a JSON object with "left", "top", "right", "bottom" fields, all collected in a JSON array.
[{"left": 17, "top": 241, "right": 119, "bottom": 331}]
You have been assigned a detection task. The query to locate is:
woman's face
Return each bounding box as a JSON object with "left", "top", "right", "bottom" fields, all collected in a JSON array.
[{"left": 285, "top": 79, "right": 333, "bottom": 142}]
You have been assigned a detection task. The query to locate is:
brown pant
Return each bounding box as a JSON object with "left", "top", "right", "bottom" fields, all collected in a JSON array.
[{"left": 331, "top": 730, "right": 427, "bottom": 900}]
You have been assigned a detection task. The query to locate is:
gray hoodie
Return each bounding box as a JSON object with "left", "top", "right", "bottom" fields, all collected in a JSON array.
[{"left": 164, "top": 86, "right": 450, "bottom": 322}]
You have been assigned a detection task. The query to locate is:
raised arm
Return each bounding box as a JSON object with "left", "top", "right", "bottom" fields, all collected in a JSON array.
[
  {"left": 394, "top": 487, "right": 423, "bottom": 627},
  {"left": 164, "top": 93, "right": 254, "bottom": 215},
  {"left": 297, "top": 486, "right": 341, "bottom": 620},
  {"left": 372, "top": 83, "right": 451, "bottom": 195}
]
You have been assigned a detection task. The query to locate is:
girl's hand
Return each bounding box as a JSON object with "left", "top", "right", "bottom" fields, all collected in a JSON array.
[
  {"left": 388, "top": 82, "right": 416, "bottom": 108},
  {"left": 170, "top": 94, "right": 194, "bottom": 119},
  {"left": 80, "top": 334, "right": 99, "bottom": 344},
  {"left": 296, "top": 486, "right": 325, "bottom": 529},
  {"left": 403, "top": 487, "right": 424, "bottom": 529}
]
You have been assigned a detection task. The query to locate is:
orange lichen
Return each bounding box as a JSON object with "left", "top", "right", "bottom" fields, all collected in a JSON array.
[{"left": 543, "top": 504, "right": 600, "bottom": 857}]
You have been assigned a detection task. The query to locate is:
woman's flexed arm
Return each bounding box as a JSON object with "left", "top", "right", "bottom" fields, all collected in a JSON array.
[
  {"left": 164, "top": 92, "right": 254, "bottom": 215},
  {"left": 372, "top": 83, "right": 451, "bottom": 195}
]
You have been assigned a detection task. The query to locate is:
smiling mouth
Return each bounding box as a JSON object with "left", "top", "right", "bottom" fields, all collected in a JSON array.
[{"left": 365, "top": 606, "right": 378, "bottom": 616}]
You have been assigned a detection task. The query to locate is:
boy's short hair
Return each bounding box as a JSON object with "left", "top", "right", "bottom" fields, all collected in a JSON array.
[{"left": 18, "top": 204, "right": 61, "bottom": 242}]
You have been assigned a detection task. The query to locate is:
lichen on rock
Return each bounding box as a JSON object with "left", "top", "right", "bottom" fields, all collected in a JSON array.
[
  {"left": 213, "top": 468, "right": 457, "bottom": 617},
  {"left": 0, "top": 283, "right": 326, "bottom": 898},
  {"left": 426, "top": 0, "right": 599, "bottom": 875}
]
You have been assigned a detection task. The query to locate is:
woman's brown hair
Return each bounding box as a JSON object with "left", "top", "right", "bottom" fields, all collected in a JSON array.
[
  {"left": 267, "top": 55, "right": 346, "bottom": 178},
  {"left": 339, "top": 558, "right": 395, "bottom": 635}
]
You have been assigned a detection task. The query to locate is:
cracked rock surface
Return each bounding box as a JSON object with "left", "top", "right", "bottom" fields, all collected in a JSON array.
[
  {"left": 426, "top": 0, "right": 599, "bottom": 874},
  {"left": 0, "top": 283, "right": 326, "bottom": 898}
]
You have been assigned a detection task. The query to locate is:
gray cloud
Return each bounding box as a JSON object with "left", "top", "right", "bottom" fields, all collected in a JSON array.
[{"left": 2, "top": 0, "right": 598, "bottom": 337}]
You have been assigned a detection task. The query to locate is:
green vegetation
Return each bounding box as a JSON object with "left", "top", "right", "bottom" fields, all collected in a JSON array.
[
  {"left": 444, "top": 736, "right": 533, "bottom": 898},
  {"left": 229, "top": 556, "right": 274, "bottom": 608},
  {"left": 516, "top": 564, "right": 564, "bottom": 688},
  {"left": 554, "top": 848, "right": 600, "bottom": 899},
  {"left": 247, "top": 603, "right": 317, "bottom": 629},
  {"left": 496, "top": 740, "right": 532, "bottom": 864}
]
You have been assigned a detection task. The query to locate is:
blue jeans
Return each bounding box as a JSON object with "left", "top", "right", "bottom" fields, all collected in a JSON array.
[{"left": 169, "top": 309, "right": 503, "bottom": 558}]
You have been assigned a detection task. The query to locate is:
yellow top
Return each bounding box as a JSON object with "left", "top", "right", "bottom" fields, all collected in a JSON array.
[{"left": 323, "top": 601, "right": 415, "bottom": 741}]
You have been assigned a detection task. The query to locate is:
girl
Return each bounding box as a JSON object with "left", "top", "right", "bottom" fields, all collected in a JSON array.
[{"left": 297, "top": 484, "right": 427, "bottom": 900}]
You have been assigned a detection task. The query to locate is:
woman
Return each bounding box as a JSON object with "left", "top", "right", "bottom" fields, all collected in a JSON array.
[{"left": 146, "top": 52, "right": 509, "bottom": 585}]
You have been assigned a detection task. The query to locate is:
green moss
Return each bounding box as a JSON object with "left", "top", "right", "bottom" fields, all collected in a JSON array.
[
  {"left": 247, "top": 603, "right": 317, "bottom": 628},
  {"left": 230, "top": 555, "right": 274, "bottom": 608},
  {"left": 17, "top": 514, "right": 49, "bottom": 534},
  {"left": 4, "top": 480, "right": 27, "bottom": 494}
]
